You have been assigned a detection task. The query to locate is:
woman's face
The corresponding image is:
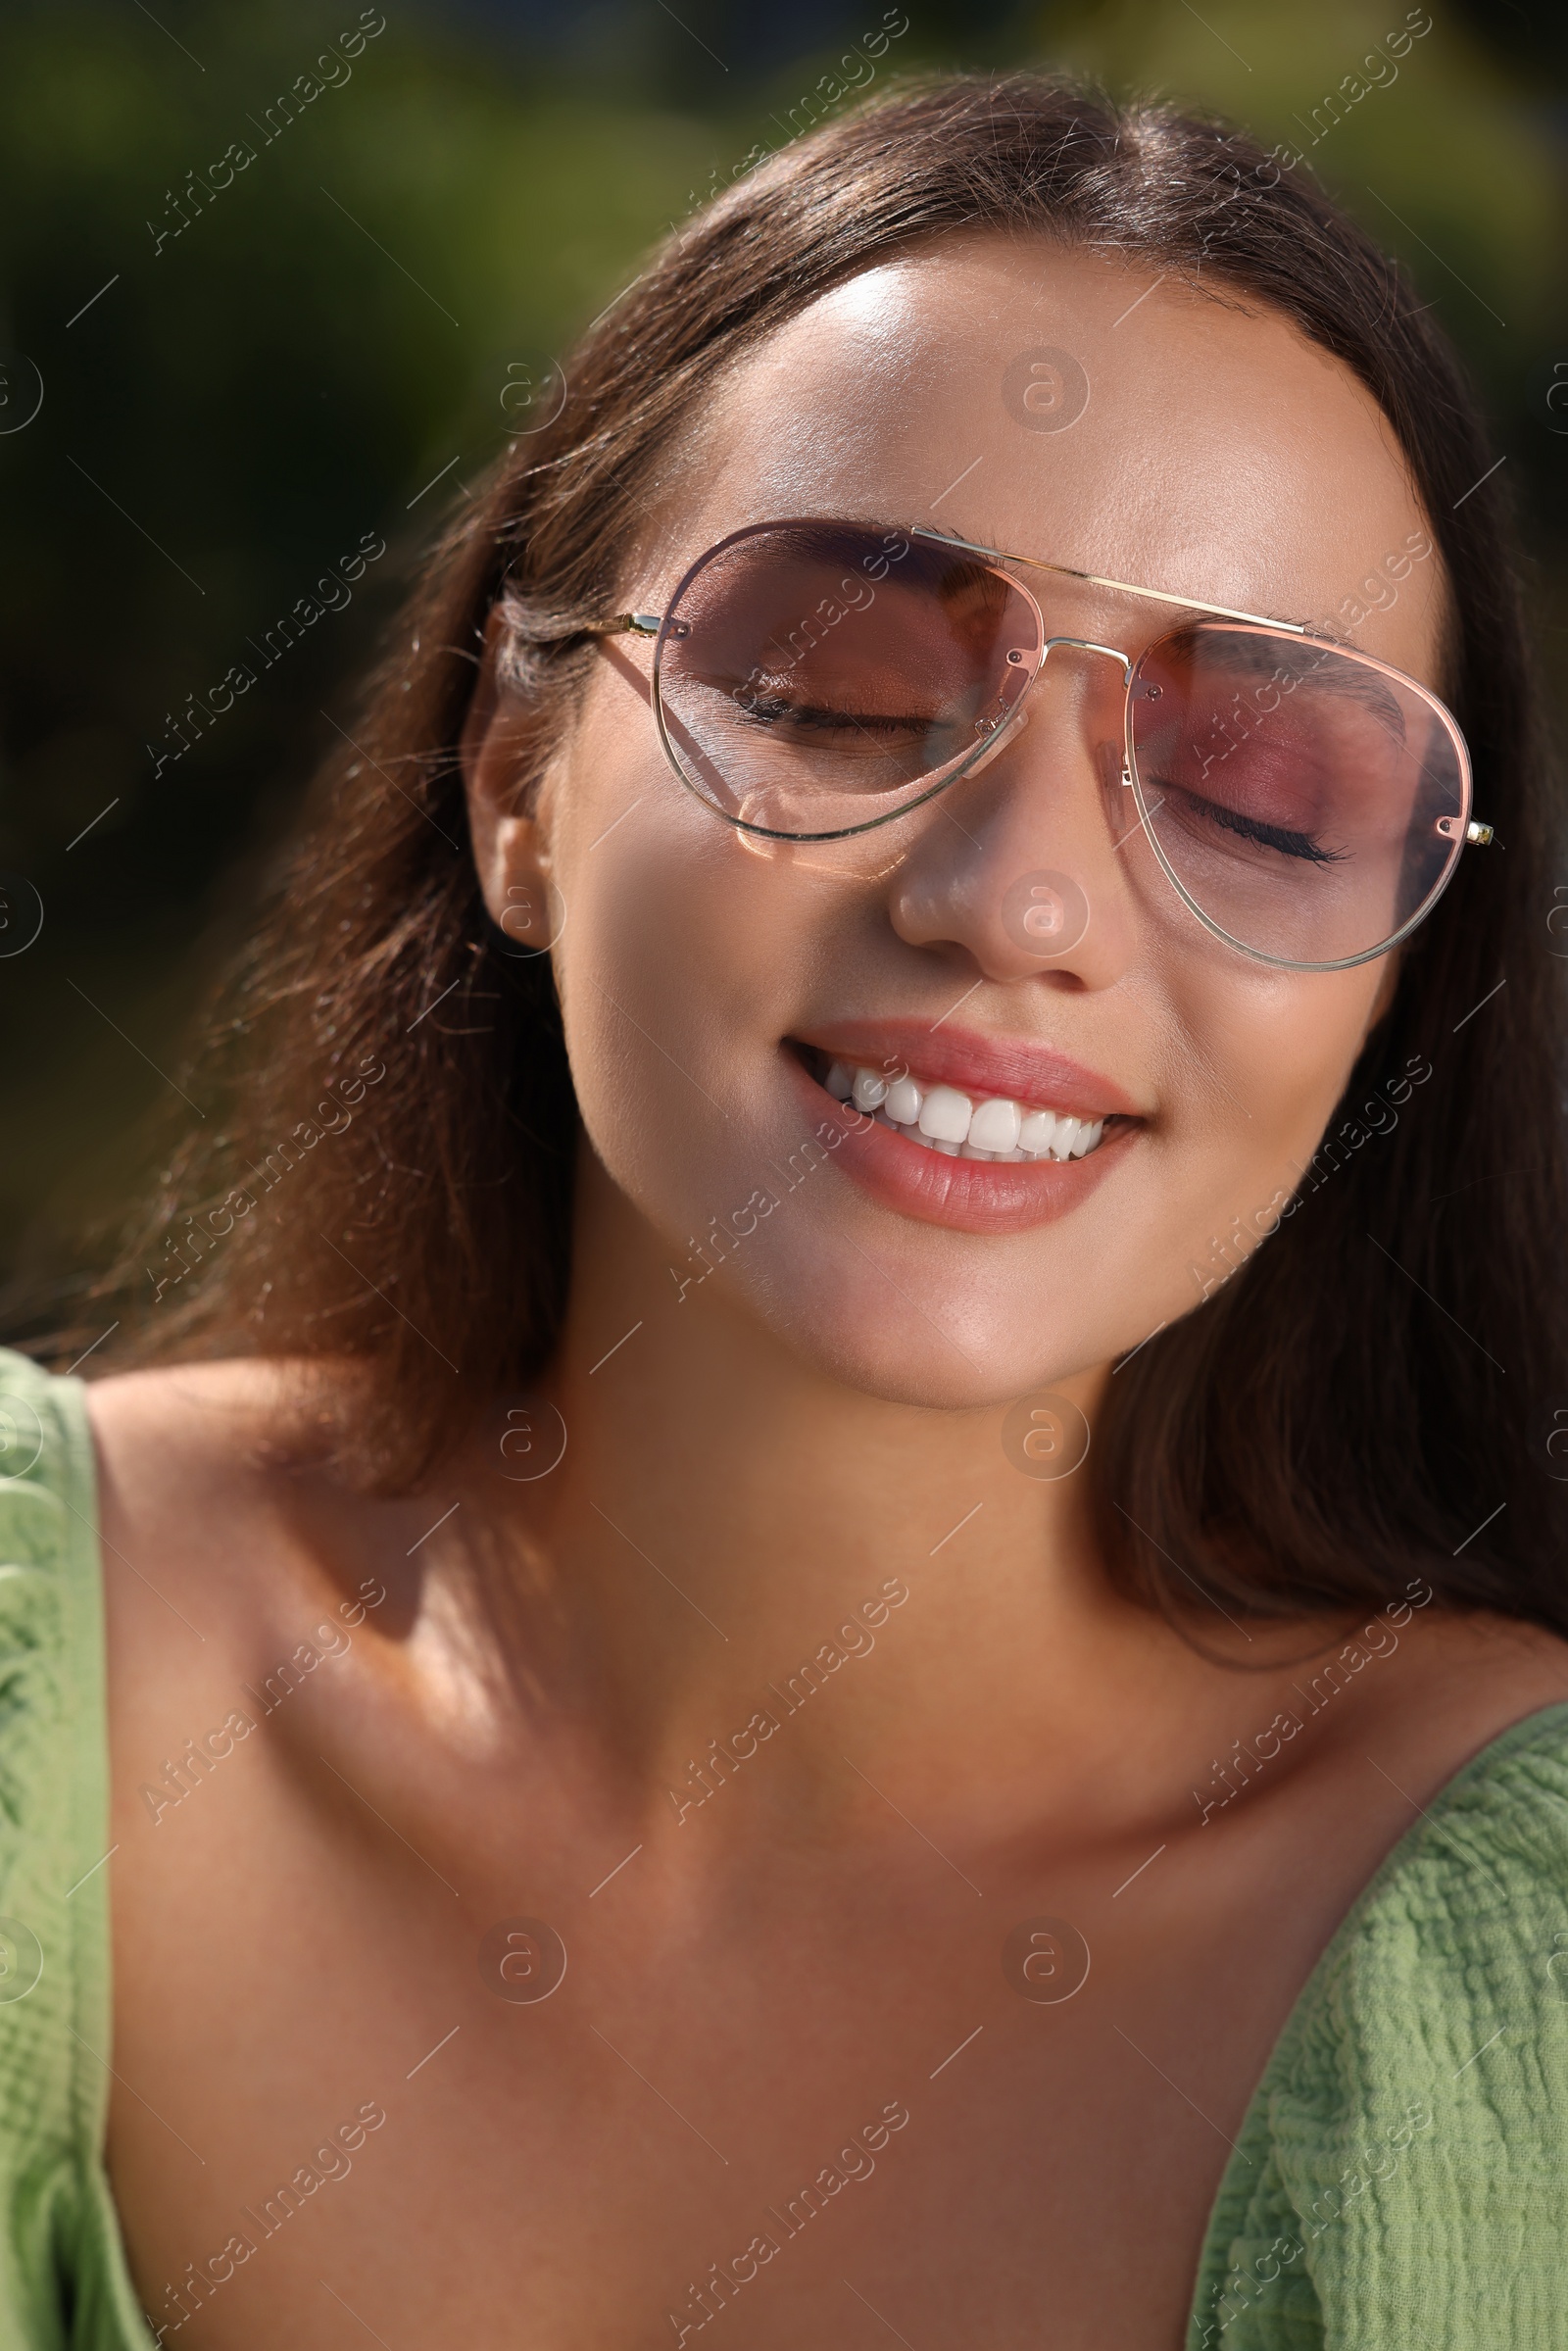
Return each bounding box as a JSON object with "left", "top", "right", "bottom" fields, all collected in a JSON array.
[{"left": 467, "top": 237, "right": 1449, "bottom": 1408}]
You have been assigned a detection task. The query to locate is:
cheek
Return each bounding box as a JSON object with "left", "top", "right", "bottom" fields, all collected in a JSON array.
[
  {"left": 548, "top": 710, "right": 831, "bottom": 1238},
  {"left": 1154, "top": 958, "right": 1383, "bottom": 1252}
]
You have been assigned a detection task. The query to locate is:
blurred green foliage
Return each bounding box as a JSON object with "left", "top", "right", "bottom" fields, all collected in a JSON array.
[{"left": 1, "top": 0, "right": 1564, "bottom": 1332}]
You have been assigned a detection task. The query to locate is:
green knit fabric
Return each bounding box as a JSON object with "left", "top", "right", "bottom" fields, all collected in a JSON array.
[
  {"left": 0, "top": 1352, "right": 154, "bottom": 2348},
  {"left": 1188, "top": 1688, "right": 1568, "bottom": 2347},
  {"left": 0, "top": 1347, "right": 1565, "bottom": 2348}
]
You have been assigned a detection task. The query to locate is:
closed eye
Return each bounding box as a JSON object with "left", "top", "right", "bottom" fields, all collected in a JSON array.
[
  {"left": 1160, "top": 781, "right": 1348, "bottom": 865},
  {"left": 743, "top": 695, "right": 936, "bottom": 738}
]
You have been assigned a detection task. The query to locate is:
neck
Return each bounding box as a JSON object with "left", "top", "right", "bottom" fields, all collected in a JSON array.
[{"left": 465, "top": 1157, "right": 1245, "bottom": 1844}]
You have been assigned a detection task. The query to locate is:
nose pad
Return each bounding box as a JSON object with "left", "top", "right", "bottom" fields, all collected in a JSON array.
[
  {"left": 966, "top": 702, "right": 1029, "bottom": 780},
  {"left": 1088, "top": 737, "right": 1132, "bottom": 799}
]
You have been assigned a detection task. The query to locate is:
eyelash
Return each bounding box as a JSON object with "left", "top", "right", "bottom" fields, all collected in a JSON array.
[
  {"left": 1194, "top": 795, "right": 1347, "bottom": 864},
  {"left": 745, "top": 698, "right": 928, "bottom": 738}
]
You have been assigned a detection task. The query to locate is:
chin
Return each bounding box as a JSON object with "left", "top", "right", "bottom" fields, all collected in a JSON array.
[{"left": 705, "top": 1184, "right": 1126, "bottom": 1412}]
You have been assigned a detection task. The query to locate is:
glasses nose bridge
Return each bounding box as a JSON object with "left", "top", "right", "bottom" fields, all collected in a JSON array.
[
  {"left": 1004, "top": 632, "right": 1136, "bottom": 793},
  {"left": 1037, "top": 634, "right": 1134, "bottom": 687}
]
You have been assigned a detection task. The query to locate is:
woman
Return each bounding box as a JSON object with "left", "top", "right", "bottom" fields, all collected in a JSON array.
[{"left": 3, "top": 71, "right": 1566, "bottom": 2351}]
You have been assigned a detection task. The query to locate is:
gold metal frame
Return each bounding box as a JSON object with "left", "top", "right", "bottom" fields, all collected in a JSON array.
[{"left": 585, "top": 516, "right": 1490, "bottom": 972}]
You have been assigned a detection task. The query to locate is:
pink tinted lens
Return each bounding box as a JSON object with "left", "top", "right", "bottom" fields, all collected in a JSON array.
[
  {"left": 1128, "top": 622, "right": 1468, "bottom": 964},
  {"left": 655, "top": 522, "right": 1042, "bottom": 837}
]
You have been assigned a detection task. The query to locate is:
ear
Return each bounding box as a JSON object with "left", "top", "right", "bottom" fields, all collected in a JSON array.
[{"left": 461, "top": 606, "right": 556, "bottom": 946}]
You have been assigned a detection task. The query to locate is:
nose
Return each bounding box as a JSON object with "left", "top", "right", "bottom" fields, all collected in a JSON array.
[{"left": 888, "top": 641, "right": 1144, "bottom": 987}]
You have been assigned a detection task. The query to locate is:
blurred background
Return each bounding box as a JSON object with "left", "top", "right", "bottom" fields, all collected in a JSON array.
[{"left": 1, "top": 0, "right": 1565, "bottom": 1347}]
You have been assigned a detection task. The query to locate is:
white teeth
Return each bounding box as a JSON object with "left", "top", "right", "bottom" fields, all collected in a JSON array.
[
  {"left": 869, "top": 1103, "right": 1106, "bottom": 1165},
  {"left": 968, "top": 1097, "right": 1021, "bottom": 1153},
  {"left": 825, "top": 1053, "right": 1110, "bottom": 1166},
  {"left": 917, "top": 1085, "right": 972, "bottom": 1143}
]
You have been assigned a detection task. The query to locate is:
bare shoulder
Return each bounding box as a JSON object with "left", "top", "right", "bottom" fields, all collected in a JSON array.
[
  {"left": 85, "top": 1351, "right": 321, "bottom": 1481},
  {"left": 1318, "top": 1590, "right": 1568, "bottom": 1804},
  {"left": 1399, "top": 1598, "right": 1568, "bottom": 1715},
  {"left": 83, "top": 1354, "right": 393, "bottom": 1680},
  {"left": 87, "top": 1353, "right": 325, "bottom": 1567}
]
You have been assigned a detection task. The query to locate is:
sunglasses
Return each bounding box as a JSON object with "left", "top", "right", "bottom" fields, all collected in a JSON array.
[{"left": 589, "top": 516, "right": 1490, "bottom": 972}]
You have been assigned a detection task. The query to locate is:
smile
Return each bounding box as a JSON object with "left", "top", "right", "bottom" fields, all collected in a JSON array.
[
  {"left": 823, "top": 1059, "right": 1108, "bottom": 1162},
  {"left": 787, "top": 1025, "right": 1142, "bottom": 1234}
]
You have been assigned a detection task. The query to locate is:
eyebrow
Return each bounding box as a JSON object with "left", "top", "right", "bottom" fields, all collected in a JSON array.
[{"left": 1160, "top": 624, "right": 1407, "bottom": 734}]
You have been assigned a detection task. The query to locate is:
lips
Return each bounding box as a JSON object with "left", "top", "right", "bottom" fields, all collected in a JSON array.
[{"left": 784, "top": 1025, "right": 1145, "bottom": 1236}]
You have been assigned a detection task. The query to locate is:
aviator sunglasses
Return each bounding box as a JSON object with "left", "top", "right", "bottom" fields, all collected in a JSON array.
[{"left": 588, "top": 516, "right": 1490, "bottom": 973}]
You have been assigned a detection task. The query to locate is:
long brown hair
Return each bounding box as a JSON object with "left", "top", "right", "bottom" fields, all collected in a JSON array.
[{"left": 91, "top": 73, "right": 1568, "bottom": 1633}]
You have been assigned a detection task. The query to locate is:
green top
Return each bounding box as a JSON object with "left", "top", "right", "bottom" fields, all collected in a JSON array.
[{"left": 0, "top": 1348, "right": 1566, "bottom": 2348}]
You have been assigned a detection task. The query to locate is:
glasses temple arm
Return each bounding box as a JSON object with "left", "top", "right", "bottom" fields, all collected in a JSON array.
[{"left": 584, "top": 612, "right": 662, "bottom": 637}]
